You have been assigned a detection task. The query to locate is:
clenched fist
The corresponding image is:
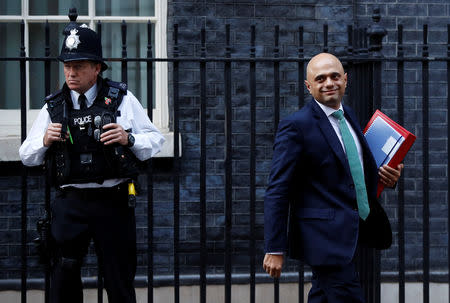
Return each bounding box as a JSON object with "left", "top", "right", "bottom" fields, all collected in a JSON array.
[
  {"left": 263, "top": 254, "right": 284, "bottom": 278},
  {"left": 43, "top": 123, "right": 68, "bottom": 147},
  {"left": 100, "top": 123, "right": 128, "bottom": 146}
]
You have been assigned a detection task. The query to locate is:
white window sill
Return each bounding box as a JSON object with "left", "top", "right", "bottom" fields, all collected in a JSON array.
[{"left": 0, "top": 131, "right": 179, "bottom": 162}]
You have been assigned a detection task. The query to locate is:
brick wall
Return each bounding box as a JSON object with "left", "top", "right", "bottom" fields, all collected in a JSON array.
[
  {"left": 166, "top": 0, "right": 450, "bottom": 276},
  {"left": 1, "top": 0, "right": 450, "bottom": 286},
  {"left": 166, "top": 0, "right": 358, "bottom": 276}
]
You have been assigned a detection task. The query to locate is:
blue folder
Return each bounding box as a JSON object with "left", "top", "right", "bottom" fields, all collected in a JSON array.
[{"left": 364, "top": 117, "right": 404, "bottom": 168}]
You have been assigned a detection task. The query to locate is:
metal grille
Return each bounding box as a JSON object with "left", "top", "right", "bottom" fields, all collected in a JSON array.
[{"left": 2, "top": 8, "right": 450, "bottom": 303}]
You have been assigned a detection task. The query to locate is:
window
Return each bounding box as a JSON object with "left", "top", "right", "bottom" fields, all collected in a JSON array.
[{"left": 0, "top": 0, "right": 169, "bottom": 160}]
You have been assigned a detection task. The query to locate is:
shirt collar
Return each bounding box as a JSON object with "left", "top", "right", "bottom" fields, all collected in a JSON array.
[
  {"left": 314, "top": 99, "right": 344, "bottom": 118},
  {"left": 70, "top": 83, "right": 98, "bottom": 109}
]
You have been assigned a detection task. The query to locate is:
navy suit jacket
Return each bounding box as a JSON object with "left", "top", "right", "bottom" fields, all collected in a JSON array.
[{"left": 264, "top": 99, "right": 392, "bottom": 267}]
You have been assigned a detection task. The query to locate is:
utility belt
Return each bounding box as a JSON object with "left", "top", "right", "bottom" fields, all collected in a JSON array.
[
  {"left": 51, "top": 142, "right": 140, "bottom": 186},
  {"left": 58, "top": 180, "right": 138, "bottom": 208}
]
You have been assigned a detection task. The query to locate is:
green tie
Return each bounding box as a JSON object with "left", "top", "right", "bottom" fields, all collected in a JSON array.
[{"left": 332, "top": 109, "right": 370, "bottom": 220}]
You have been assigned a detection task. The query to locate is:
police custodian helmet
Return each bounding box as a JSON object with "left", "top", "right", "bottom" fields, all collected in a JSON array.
[{"left": 58, "top": 24, "right": 108, "bottom": 72}]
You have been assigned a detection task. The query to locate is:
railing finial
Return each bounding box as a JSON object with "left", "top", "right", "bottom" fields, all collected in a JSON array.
[
  {"left": 367, "top": 6, "right": 386, "bottom": 57},
  {"left": 68, "top": 7, "right": 78, "bottom": 22},
  {"left": 62, "top": 7, "right": 79, "bottom": 35}
]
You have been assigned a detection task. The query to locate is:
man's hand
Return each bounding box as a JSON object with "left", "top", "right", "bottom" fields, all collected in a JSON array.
[
  {"left": 379, "top": 163, "right": 404, "bottom": 188},
  {"left": 43, "top": 123, "right": 67, "bottom": 147},
  {"left": 263, "top": 254, "right": 284, "bottom": 278},
  {"left": 100, "top": 123, "right": 128, "bottom": 146}
]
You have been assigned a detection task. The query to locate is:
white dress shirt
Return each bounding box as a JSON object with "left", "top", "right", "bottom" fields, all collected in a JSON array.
[
  {"left": 314, "top": 100, "right": 364, "bottom": 172},
  {"left": 19, "top": 82, "right": 165, "bottom": 188}
]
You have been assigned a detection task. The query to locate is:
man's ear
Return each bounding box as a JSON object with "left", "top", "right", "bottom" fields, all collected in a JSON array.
[
  {"left": 95, "top": 63, "right": 101, "bottom": 76},
  {"left": 304, "top": 80, "right": 311, "bottom": 92}
]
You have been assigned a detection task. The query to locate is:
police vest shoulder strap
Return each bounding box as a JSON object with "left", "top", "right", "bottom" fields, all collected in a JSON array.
[
  {"left": 103, "top": 79, "right": 127, "bottom": 114},
  {"left": 45, "top": 89, "right": 62, "bottom": 103},
  {"left": 106, "top": 79, "right": 127, "bottom": 97}
]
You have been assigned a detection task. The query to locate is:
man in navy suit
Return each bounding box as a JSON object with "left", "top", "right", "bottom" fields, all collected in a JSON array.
[{"left": 263, "top": 53, "right": 403, "bottom": 302}]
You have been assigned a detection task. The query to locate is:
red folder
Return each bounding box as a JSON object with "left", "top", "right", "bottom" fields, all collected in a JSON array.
[{"left": 363, "top": 110, "right": 416, "bottom": 197}]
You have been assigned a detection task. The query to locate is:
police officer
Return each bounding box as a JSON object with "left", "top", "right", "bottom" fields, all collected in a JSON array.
[{"left": 19, "top": 23, "right": 165, "bottom": 303}]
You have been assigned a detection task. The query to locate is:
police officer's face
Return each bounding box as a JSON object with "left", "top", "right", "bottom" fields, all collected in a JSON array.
[{"left": 63, "top": 60, "right": 101, "bottom": 94}]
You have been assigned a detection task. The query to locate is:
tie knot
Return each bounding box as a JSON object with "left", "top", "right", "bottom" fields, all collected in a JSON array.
[
  {"left": 78, "top": 94, "right": 87, "bottom": 110},
  {"left": 332, "top": 109, "right": 344, "bottom": 120}
]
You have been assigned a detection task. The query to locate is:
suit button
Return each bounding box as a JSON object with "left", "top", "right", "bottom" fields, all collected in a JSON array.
[{"left": 349, "top": 184, "right": 355, "bottom": 189}]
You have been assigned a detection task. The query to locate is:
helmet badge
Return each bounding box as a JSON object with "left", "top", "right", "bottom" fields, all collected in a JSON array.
[{"left": 65, "top": 29, "right": 81, "bottom": 50}]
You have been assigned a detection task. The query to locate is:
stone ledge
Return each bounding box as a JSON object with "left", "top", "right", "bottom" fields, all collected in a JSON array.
[
  {"left": 2, "top": 282, "right": 449, "bottom": 303},
  {"left": 1, "top": 271, "right": 449, "bottom": 290},
  {"left": 0, "top": 273, "right": 306, "bottom": 290},
  {"left": 0, "top": 131, "right": 180, "bottom": 162}
]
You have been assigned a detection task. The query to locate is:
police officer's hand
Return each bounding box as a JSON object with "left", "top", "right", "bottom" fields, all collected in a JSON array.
[
  {"left": 43, "top": 123, "right": 68, "bottom": 147},
  {"left": 263, "top": 254, "right": 284, "bottom": 278},
  {"left": 101, "top": 123, "right": 128, "bottom": 146},
  {"left": 379, "top": 163, "right": 404, "bottom": 188}
]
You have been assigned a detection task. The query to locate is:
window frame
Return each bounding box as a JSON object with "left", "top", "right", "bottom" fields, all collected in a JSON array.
[{"left": 0, "top": 0, "right": 170, "bottom": 160}]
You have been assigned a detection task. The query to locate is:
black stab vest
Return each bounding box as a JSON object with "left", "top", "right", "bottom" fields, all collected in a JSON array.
[{"left": 45, "top": 77, "right": 140, "bottom": 185}]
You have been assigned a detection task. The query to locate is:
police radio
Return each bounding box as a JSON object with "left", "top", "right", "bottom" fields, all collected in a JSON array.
[{"left": 93, "top": 112, "right": 115, "bottom": 142}]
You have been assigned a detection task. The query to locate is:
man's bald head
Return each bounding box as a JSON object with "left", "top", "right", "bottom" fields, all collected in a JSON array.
[
  {"left": 306, "top": 53, "right": 345, "bottom": 80},
  {"left": 304, "top": 53, "right": 347, "bottom": 109}
]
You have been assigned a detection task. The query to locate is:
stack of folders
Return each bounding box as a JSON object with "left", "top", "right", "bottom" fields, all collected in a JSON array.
[{"left": 363, "top": 110, "right": 416, "bottom": 197}]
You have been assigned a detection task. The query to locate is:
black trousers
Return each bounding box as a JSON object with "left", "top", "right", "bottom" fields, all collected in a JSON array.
[
  {"left": 308, "top": 259, "right": 364, "bottom": 303},
  {"left": 50, "top": 184, "right": 137, "bottom": 303}
]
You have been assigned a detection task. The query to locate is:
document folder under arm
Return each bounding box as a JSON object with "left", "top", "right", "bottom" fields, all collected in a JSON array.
[{"left": 363, "top": 110, "right": 416, "bottom": 197}]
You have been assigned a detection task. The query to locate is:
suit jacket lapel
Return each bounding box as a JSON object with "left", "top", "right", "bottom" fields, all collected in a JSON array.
[{"left": 310, "top": 100, "right": 352, "bottom": 178}]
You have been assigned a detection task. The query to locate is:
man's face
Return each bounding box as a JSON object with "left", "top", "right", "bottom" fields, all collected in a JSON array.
[
  {"left": 304, "top": 53, "right": 347, "bottom": 109},
  {"left": 63, "top": 60, "right": 101, "bottom": 94}
]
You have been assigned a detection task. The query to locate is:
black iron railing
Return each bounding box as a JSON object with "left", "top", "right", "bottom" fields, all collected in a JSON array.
[{"left": 2, "top": 7, "right": 450, "bottom": 303}]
